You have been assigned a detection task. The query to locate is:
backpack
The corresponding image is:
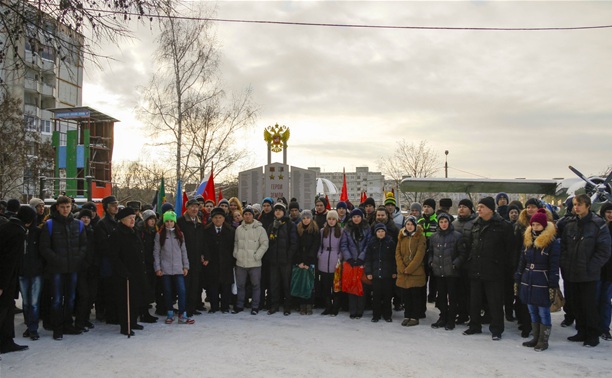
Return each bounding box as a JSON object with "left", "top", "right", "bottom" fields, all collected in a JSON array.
[{"left": 46, "top": 218, "right": 84, "bottom": 237}]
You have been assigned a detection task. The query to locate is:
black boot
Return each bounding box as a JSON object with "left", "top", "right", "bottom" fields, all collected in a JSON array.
[
  {"left": 534, "top": 325, "right": 550, "bottom": 351},
  {"left": 522, "top": 323, "right": 540, "bottom": 347}
]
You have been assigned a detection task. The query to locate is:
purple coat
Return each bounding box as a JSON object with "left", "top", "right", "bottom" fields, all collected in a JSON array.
[{"left": 318, "top": 228, "right": 342, "bottom": 273}]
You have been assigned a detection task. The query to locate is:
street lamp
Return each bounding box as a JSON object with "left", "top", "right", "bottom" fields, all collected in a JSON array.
[{"left": 444, "top": 150, "right": 449, "bottom": 178}]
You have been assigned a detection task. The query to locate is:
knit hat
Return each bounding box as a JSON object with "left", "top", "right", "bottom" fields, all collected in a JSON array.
[
  {"left": 117, "top": 207, "right": 136, "bottom": 221},
  {"left": 600, "top": 202, "right": 612, "bottom": 218},
  {"left": 29, "top": 198, "right": 44, "bottom": 208},
  {"left": 204, "top": 199, "right": 216, "bottom": 206},
  {"left": 242, "top": 207, "right": 255, "bottom": 216},
  {"left": 437, "top": 212, "right": 451, "bottom": 223},
  {"left": 405, "top": 216, "right": 417, "bottom": 227},
  {"left": 252, "top": 203, "right": 262, "bottom": 213},
  {"left": 374, "top": 223, "right": 387, "bottom": 233},
  {"left": 336, "top": 201, "right": 347, "bottom": 210},
  {"left": 410, "top": 202, "right": 422, "bottom": 213},
  {"left": 82, "top": 202, "right": 97, "bottom": 212},
  {"left": 16, "top": 206, "right": 36, "bottom": 225},
  {"left": 7, "top": 199, "right": 20, "bottom": 212},
  {"left": 384, "top": 192, "right": 397, "bottom": 207},
  {"left": 210, "top": 207, "right": 226, "bottom": 218},
  {"left": 350, "top": 208, "right": 364, "bottom": 218},
  {"left": 496, "top": 192, "right": 509, "bottom": 204},
  {"left": 478, "top": 197, "right": 496, "bottom": 212},
  {"left": 326, "top": 210, "right": 339, "bottom": 220},
  {"left": 162, "top": 211, "right": 177, "bottom": 223},
  {"left": 364, "top": 197, "right": 376, "bottom": 207},
  {"left": 142, "top": 209, "right": 157, "bottom": 222},
  {"left": 161, "top": 203, "right": 174, "bottom": 214},
  {"left": 525, "top": 198, "right": 543, "bottom": 209},
  {"left": 218, "top": 199, "right": 230, "bottom": 207},
  {"left": 77, "top": 209, "right": 93, "bottom": 219},
  {"left": 262, "top": 197, "right": 274, "bottom": 205},
  {"left": 273, "top": 202, "right": 286, "bottom": 213},
  {"left": 508, "top": 204, "right": 520, "bottom": 214},
  {"left": 458, "top": 199, "right": 474, "bottom": 213},
  {"left": 439, "top": 198, "right": 452, "bottom": 209},
  {"left": 530, "top": 208, "right": 548, "bottom": 228},
  {"left": 301, "top": 209, "right": 313, "bottom": 219},
  {"left": 423, "top": 198, "right": 436, "bottom": 210},
  {"left": 289, "top": 201, "right": 300, "bottom": 210}
]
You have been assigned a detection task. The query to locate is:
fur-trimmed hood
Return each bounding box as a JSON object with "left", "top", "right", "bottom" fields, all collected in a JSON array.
[
  {"left": 523, "top": 221, "right": 556, "bottom": 249},
  {"left": 399, "top": 224, "right": 424, "bottom": 240},
  {"left": 518, "top": 208, "right": 554, "bottom": 228}
]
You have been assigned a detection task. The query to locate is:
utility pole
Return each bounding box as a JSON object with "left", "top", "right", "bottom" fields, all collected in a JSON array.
[{"left": 445, "top": 150, "right": 449, "bottom": 178}]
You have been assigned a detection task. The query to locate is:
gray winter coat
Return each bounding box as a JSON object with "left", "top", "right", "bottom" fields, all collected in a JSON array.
[
  {"left": 153, "top": 229, "right": 189, "bottom": 275},
  {"left": 428, "top": 224, "right": 463, "bottom": 278}
]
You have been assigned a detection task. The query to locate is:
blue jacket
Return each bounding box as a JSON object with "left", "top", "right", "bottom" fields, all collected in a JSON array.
[
  {"left": 515, "top": 223, "right": 560, "bottom": 307},
  {"left": 340, "top": 220, "right": 371, "bottom": 264}
]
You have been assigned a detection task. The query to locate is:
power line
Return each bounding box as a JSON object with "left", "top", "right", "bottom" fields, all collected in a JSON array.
[{"left": 84, "top": 8, "right": 612, "bottom": 32}]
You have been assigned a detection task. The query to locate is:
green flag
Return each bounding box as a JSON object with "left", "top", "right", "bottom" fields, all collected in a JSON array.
[{"left": 156, "top": 177, "right": 166, "bottom": 215}]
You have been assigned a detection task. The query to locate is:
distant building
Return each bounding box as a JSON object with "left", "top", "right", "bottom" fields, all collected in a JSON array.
[
  {"left": 0, "top": 4, "right": 84, "bottom": 200},
  {"left": 309, "top": 166, "right": 385, "bottom": 207}
]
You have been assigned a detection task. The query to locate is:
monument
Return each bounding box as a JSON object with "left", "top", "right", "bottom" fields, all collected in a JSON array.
[{"left": 238, "top": 124, "right": 317, "bottom": 209}]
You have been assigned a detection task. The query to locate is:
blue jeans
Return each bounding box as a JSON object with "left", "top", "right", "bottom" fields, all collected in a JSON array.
[
  {"left": 162, "top": 275, "right": 186, "bottom": 316},
  {"left": 50, "top": 272, "right": 78, "bottom": 330},
  {"left": 597, "top": 281, "right": 612, "bottom": 333},
  {"left": 528, "top": 304, "right": 551, "bottom": 327},
  {"left": 19, "top": 276, "right": 43, "bottom": 332}
]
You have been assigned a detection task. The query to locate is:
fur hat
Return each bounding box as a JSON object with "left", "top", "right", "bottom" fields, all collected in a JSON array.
[
  {"left": 350, "top": 208, "right": 364, "bottom": 218},
  {"left": 458, "top": 199, "right": 474, "bottom": 213},
  {"left": 374, "top": 223, "right": 387, "bottom": 233},
  {"left": 326, "top": 210, "right": 339, "bottom": 220},
  {"left": 496, "top": 192, "right": 509, "bottom": 204},
  {"left": 126, "top": 201, "right": 141, "bottom": 211},
  {"left": 301, "top": 209, "right": 313, "bottom": 219},
  {"left": 530, "top": 208, "right": 548, "bottom": 228},
  {"left": 478, "top": 197, "right": 496, "bottom": 212},
  {"left": 525, "top": 198, "right": 543, "bottom": 209},
  {"left": 162, "top": 211, "right": 177, "bottom": 223},
  {"left": 336, "top": 201, "right": 347, "bottom": 210},
  {"left": 384, "top": 192, "right": 397, "bottom": 207},
  {"left": 142, "top": 209, "right": 157, "bottom": 222},
  {"left": 423, "top": 198, "right": 436, "bottom": 210},
  {"left": 210, "top": 207, "right": 226, "bottom": 218},
  {"left": 364, "top": 197, "right": 376, "bottom": 207},
  {"left": 439, "top": 198, "right": 452, "bottom": 209},
  {"left": 410, "top": 202, "right": 422, "bottom": 213},
  {"left": 116, "top": 207, "right": 135, "bottom": 221}
]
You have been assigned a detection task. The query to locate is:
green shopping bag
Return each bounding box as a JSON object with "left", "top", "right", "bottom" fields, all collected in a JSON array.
[{"left": 290, "top": 265, "right": 315, "bottom": 299}]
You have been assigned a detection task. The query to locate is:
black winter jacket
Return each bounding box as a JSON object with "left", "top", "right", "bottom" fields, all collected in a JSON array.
[
  {"left": 560, "top": 212, "right": 611, "bottom": 282},
  {"left": 177, "top": 215, "right": 205, "bottom": 273},
  {"left": 0, "top": 218, "right": 28, "bottom": 292},
  {"left": 294, "top": 226, "right": 320, "bottom": 266},
  {"left": 265, "top": 216, "right": 297, "bottom": 266},
  {"left": 39, "top": 213, "right": 87, "bottom": 274},
  {"left": 461, "top": 213, "right": 513, "bottom": 281},
  {"left": 108, "top": 223, "right": 148, "bottom": 308},
  {"left": 428, "top": 224, "right": 462, "bottom": 278},
  {"left": 365, "top": 235, "right": 397, "bottom": 279},
  {"left": 19, "top": 224, "right": 43, "bottom": 277}
]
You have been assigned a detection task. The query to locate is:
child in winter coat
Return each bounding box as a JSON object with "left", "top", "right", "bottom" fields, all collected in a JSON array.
[
  {"left": 515, "top": 208, "right": 560, "bottom": 351},
  {"left": 318, "top": 211, "right": 343, "bottom": 316},
  {"left": 365, "top": 223, "right": 397, "bottom": 322},
  {"left": 154, "top": 211, "right": 193, "bottom": 324},
  {"left": 428, "top": 213, "right": 463, "bottom": 330},
  {"left": 396, "top": 216, "right": 427, "bottom": 326}
]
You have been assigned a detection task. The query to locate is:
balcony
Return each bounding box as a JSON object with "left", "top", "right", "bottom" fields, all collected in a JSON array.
[
  {"left": 24, "top": 78, "right": 38, "bottom": 92},
  {"left": 24, "top": 104, "right": 39, "bottom": 117},
  {"left": 41, "top": 83, "right": 55, "bottom": 97}
]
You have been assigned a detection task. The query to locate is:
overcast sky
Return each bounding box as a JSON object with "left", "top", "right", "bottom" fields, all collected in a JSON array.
[{"left": 82, "top": 1, "right": 612, "bottom": 182}]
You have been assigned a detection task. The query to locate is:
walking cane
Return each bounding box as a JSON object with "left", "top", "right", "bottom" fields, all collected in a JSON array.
[{"left": 127, "top": 278, "right": 131, "bottom": 339}]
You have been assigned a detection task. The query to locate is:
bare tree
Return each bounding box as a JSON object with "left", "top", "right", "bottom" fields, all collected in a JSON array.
[
  {"left": 378, "top": 139, "right": 442, "bottom": 205},
  {"left": 139, "top": 5, "right": 256, "bottom": 187},
  {"left": 0, "top": 95, "right": 28, "bottom": 198},
  {"left": 112, "top": 160, "right": 174, "bottom": 204}
]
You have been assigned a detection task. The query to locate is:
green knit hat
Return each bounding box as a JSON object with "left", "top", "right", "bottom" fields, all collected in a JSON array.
[{"left": 163, "top": 211, "right": 177, "bottom": 223}]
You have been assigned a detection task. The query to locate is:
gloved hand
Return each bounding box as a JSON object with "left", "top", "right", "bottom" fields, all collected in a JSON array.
[
  {"left": 549, "top": 288, "right": 556, "bottom": 303},
  {"left": 355, "top": 259, "right": 364, "bottom": 266},
  {"left": 346, "top": 258, "right": 355, "bottom": 266}
]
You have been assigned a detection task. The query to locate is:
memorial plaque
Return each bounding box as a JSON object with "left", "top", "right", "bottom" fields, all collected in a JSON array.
[
  {"left": 264, "top": 163, "right": 290, "bottom": 200},
  {"left": 291, "top": 166, "right": 317, "bottom": 210},
  {"left": 238, "top": 167, "right": 263, "bottom": 205}
]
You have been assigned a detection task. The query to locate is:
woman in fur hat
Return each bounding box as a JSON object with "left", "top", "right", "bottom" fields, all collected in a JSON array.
[{"left": 514, "top": 208, "right": 560, "bottom": 351}]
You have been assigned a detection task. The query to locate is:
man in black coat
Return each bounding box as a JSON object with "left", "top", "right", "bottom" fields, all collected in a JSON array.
[
  {"left": 94, "top": 195, "right": 119, "bottom": 324},
  {"left": 560, "top": 194, "right": 611, "bottom": 347},
  {"left": 265, "top": 203, "right": 297, "bottom": 315},
  {"left": 202, "top": 207, "right": 236, "bottom": 313},
  {"left": 0, "top": 206, "right": 36, "bottom": 354},
  {"left": 177, "top": 199, "right": 205, "bottom": 316},
  {"left": 461, "top": 197, "right": 513, "bottom": 340},
  {"left": 39, "top": 196, "right": 88, "bottom": 340},
  {"left": 108, "top": 207, "right": 148, "bottom": 336}
]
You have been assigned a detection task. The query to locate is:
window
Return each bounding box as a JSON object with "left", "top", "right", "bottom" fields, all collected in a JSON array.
[{"left": 41, "top": 120, "right": 51, "bottom": 134}]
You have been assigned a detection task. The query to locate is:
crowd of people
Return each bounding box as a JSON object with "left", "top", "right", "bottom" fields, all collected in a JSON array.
[{"left": 0, "top": 190, "right": 610, "bottom": 357}]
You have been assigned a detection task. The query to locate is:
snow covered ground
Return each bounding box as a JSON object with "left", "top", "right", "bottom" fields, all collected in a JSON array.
[{"left": 1, "top": 302, "right": 610, "bottom": 378}]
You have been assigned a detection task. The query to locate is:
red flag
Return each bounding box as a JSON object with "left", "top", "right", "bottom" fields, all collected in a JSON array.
[
  {"left": 218, "top": 188, "right": 223, "bottom": 202},
  {"left": 203, "top": 163, "right": 216, "bottom": 205},
  {"left": 181, "top": 191, "right": 188, "bottom": 215},
  {"left": 340, "top": 168, "right": 348, "bottom": 202},
  {"left": 325, "top": 194, "right": 331, "bottom": 210}
]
